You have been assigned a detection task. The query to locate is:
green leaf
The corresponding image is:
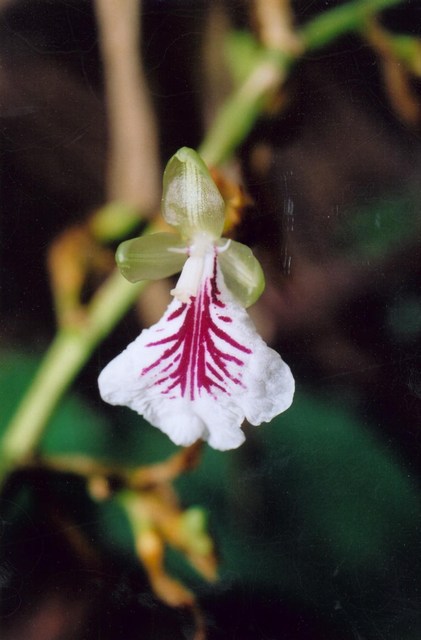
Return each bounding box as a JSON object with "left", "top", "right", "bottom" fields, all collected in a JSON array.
[
  {"left": 176, "top": 389, "right": 419, "bottom": 614},
  {"left": 162, "top": 147, "right": 225, "bottom": 241},
  {"left": 387, "top": 295, "right": 421, "bottom": 343},
  {"left": 100, "top": 405, "right": 179, "bottom": 466},
  {"left": 116, "top": 232, "right": 187, "bottom": 283},
  {"left": 338, "top": 195, "right": 420, "bottom": 260},
  {"left": 218, "top": 239, "right": 265, "bottom": 307}
]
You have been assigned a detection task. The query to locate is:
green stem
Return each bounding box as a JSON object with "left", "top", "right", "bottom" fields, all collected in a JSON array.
[
  {"left": 0, "top": 0, "right": 405, "bottom": 486},
  {"left": 0, "top": 269, "right": 146, "bottom": 481},
  {"left": 199, "top": 0, "right": 404, "bottom": 165},
  {"left": 199, "top": 53, "right": 291, "bottom": 166},
  {"left": 300, "top": 0, "right": 402, "bottom": 50}
]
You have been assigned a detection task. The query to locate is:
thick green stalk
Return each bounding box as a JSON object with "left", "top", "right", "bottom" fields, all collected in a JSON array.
[
  {"left": 199, "top": 53, "right": 291, "bottom": 166},
  {"left": 0, "top": 270, "right": 145, "bottom": 481}
]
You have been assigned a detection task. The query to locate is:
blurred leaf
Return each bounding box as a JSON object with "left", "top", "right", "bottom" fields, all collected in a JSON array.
[
  {"left": 0, "top": 349, "right": 176, "bottom": 464},
  {"left": 175, "top": 390, "right": 420, "bottom": 610},
  {"left": 338, "top": 194, "right": 420, "bottom": 259},
  {"left": 105, "top": 406, "right": 179, "bottom": 466},
  {"left": 102, "top": 386, "right": 419, "bottom": 610},
  {"left": 0, "top": 350, "right": 110, "bottom": 457},
  {"left": 2, "top": 351, "right": 418, "bottom": 579},
  {"left": 387, "top": 294, "right": 421, "bottom": 342},
  {"left": 2, "top": 349, "right": 419, "bottom": 636}
]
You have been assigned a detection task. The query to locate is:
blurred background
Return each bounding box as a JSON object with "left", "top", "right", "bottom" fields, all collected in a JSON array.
[{"left": 0, "top": 1, "right": 420, "bottom": 638}]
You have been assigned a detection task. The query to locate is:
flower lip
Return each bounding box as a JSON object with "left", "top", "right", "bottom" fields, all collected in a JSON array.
[{"left": 98, "top": 251, "right": 294, "bottom": 451}]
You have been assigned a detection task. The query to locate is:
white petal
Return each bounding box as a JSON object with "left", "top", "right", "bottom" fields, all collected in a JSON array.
[{"left": 98, "top": 252, "right": 294, "bottom": 450}]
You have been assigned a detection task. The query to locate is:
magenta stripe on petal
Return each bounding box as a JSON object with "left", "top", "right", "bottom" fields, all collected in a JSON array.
[{"left": 141, "top": 255, "right": 251, "bottom": 400}]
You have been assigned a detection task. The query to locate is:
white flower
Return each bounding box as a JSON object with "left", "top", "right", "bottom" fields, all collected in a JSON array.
[{"left": 98, "top": 148, "right": 294, "bottom": 450}]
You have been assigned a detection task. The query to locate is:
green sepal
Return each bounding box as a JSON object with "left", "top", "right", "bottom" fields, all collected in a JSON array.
[
  {"left": 116, "top": 232, "right": 187, "bottom": 283},
  {"left": 162, "top": 147, "right": 225, "bottom": 241},
  {"left": 218, "top": 239, "right": 265, "bottom": 308}
]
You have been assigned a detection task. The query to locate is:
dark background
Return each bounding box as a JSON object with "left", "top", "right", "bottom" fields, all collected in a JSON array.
[{"left": 1, "top": 1, "right": 420, "bottom": 638}]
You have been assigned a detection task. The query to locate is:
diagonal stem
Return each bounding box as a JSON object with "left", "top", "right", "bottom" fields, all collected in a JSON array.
[{"left": 0, "top": 268, "right": 145, "bottom": 482}]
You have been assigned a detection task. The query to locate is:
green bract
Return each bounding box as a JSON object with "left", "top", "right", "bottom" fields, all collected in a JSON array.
[
  {"left": 115, "top": 147, "right": 265, "bottom": 308},
  {"left": 162, "top": 147, "right": 225, "bottom": 241},
  {"left": 217, "top": 239, "right": 265, "bottom": 308},
  {"left": 116, "top": 232, "right": 187, "bottom": 282}
]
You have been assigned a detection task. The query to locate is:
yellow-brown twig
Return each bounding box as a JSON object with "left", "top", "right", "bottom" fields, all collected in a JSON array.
[
  {"left": 252, "top": 0, "right": 303, "bottom": 55},
  {"left": 21, "top": 441, "right": 204, "bottom": 494}
]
